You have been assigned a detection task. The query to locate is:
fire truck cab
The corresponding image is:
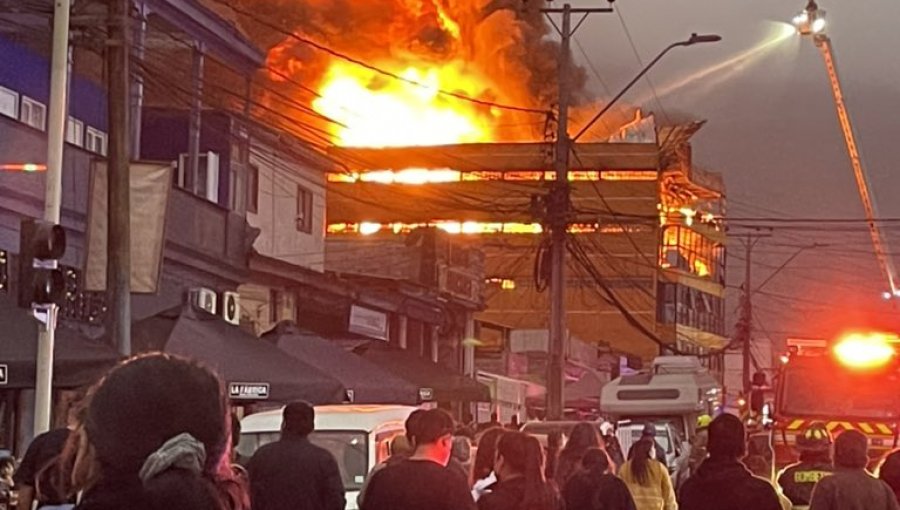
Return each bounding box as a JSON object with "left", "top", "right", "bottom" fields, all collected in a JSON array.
[
  {"left": 765, "top": 334, "right": 900, "bottom": 471},
  {"left": 601, "top": 356, "right": 722, "bottom": 480}
]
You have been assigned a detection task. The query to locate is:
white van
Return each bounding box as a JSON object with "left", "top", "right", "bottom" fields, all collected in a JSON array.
[{"left": 236, "top": 405, "right": 417, "bottom": 510}]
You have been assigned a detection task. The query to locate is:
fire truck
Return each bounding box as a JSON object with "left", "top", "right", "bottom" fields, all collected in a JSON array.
[{"left": 753, "top": 334, "right": 900, "bottom": 471}]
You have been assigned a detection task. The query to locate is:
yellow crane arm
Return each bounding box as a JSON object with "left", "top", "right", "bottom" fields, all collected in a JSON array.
[{"left": 816, "top": 35, "right": 899, "bottom": 296}]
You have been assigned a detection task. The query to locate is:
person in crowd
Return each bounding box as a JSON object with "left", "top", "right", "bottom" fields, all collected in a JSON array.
[
  {"left": 450, "top": 435, "right": 473, "bottom": 481},
  {"left": 629, "top": 424, "right": 666, "bottom": 465},
  {"left": 15, "top": 406, "right": 79, "bottom": 510},
  {"left": 544, "top": 432, "right": 563, "bottom": 482},
  {"left": 687, "top": 415, "right": 711, "bottom": 475},
  {"left": 809, "top": 430, "right": 899, "bottom": 510},
  {"left": 678, "top": 414, "right": 782, "bottom": 510},
  {"left": 563, "top": 447, "right": 636, "bottom": 510},
  {"left": 507, "top": 416, "right": 521, "bottom": 431},
  {"left": 600, "top": 421, "right": 625, "bottom": 471},
  {"left": 554, "top": 422, "right": 602, "bottom": 487},
  {"left": 357, "top": 411, "right": 422, "bottom": 508},
  {"left": 73, "top": 353, "right": 248, "bottom": 510},
  {"left": 477, "top": 431, "right": 562, "bottom": 510},
  {"left": 478, "top": 412, "right": 502, "bottom": 433},
  {"left": 0, "top": 456, "right": 15, "bottom": 510},
  {"left": 248, "top": 402, "right": 344, "bottom": 510},
  {"left": 776, "top": 421, "right": 834, "bottom": 507},
  {"left": 472, "top": 427, "right": 506, "bottom": 502},
  {"left": 879, "top": 449, "right": 900, "bottom": 504},
  {"left": 743, "top": 455, "right": 791, "bottom": 510},
  {"left": 618, "top": 438, "right": 677, "bottom": 510},
  {"left": 361, "top": 409, "right": 475, "bottom": 510}
]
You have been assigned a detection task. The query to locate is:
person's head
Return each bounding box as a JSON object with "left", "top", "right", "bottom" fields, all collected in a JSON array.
[
  {"left": 282, "top": 402, "right": 315, "bottom": 437},
  {"left": 562, "top": 422, "right": 601, "bottom": 456},
  {"left": 641, "top": 423, "right": 657, "bottom": 438},
  {"left": 0, "top": 456, "right": 14, "bottom": 479},
  {"left": 547, "top": 431, "right": 563, "bottom": 450},
  {"left": 627, "top": 438, "right": 655, "bottom": 486},
  {"left": 494, "top": 431, "right": 554, "bottom": 510},
  {"left": 473, "top": 426, "right": 506, "bottom": 480},
  {"left": 491, "top": 412, "right": 500, "bottom": 423},
  {"left": 877, "top": 449, "right": 900, "bottom": 498},
  {"left": 82, "top": 353, "right": 239, "bottom": 509},
  {"left": 796, "top": 421, "right": 833, "bottom": 463},
  {"left": 707, "top": 414, "right": 746, "bottom": 460},
  {"left": 411, "top": 409, "right": 455, "bottom": 466},
  {"left": 452, "top": 435, "right": 472, "bottom": 463},
  {"left": 581, "top": 447, "right": 611, "bottom": 475},
  {"left": 405, "top": 409, "right": 426, "bottom": 446},
  {"left": 462, "top": 411, "right": 474, "bottom": 425},
  {"left": 510, "top": 415, "right": 521, "bottom": 428},
  {"left": 388, "top": 435, "right": 414, "bottom": 458},
  {"left": 697, "top": 414, "right": 712, "bottom": 431},
  {"left": 834, "top": 430, "right": 869, "bottom": 469}
]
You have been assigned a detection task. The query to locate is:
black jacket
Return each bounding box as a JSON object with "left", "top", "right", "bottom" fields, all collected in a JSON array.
[
  {"left": 247, "top": 435, "right": 345, "bottom": 510},
  {"left": 776, "top": 460, "right": 833, "bottom": 506},
  {"left": 809, "top": 467, "right": 900, "bottom": 510},
  {"left": 478, "top": 476, "right": 563, "bottom": 510},
  {"left": 678, "top": 457, "right": 782, "bottom": 510},
  {"left": 564, "top": 471, "right": 636, "bottom": 510}
]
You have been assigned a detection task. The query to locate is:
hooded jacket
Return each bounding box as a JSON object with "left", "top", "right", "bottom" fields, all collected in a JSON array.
[
  {"left": 678, "top": 457, "right": 782, "bottom": 510},
  {"left": 618, "top": 459, "right": 677, "bottom": 510},
  {"left": 808, "top": 467, "right": 900, "bottom": 510}
]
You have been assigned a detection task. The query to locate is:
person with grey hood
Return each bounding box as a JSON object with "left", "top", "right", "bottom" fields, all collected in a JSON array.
[{"left": 809, "top": 430, "right": 900, "bottom": 510}]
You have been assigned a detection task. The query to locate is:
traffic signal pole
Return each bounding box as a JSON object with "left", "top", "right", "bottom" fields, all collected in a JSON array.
[{"left": 34, "top": 0, "right": 72, "bottom": 435}]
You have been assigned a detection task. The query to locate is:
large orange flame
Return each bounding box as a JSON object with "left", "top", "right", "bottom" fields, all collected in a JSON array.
[{"left": 312, "top": 60, "right": 497, "bottom": 147}]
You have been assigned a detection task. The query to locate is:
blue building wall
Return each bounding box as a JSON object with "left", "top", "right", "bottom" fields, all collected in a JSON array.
[{"left": 0, "top": 36, "right": 107, "bottom": 131}]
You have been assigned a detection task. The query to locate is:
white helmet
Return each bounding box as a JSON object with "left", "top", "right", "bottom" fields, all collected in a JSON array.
[{"left": 599, "top": 421, "right": 614, "bottom": 436}]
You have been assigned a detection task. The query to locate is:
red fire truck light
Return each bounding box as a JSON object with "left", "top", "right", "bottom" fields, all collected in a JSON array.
[{"left": 833, "top": 333, "right": 897, "bottom": 369}]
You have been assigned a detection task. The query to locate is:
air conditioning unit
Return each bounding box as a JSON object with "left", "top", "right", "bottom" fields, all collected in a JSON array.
[
  {"left": 221, "top": 291, "right": 240, "bottom": 325},
  {"left": 437, "top": 265, "right": 483, "bottom": 304},
  {"left": 189, "top": 287, "right": 217, "bottom": 314}
]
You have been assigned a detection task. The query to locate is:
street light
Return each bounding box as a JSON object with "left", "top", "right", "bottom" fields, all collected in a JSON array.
[
  {"left": 793, "top": 0, "right": 827, "bottom": 36},
  {"left": 573, "top": 33, "right": 722, "bottom": 142}
]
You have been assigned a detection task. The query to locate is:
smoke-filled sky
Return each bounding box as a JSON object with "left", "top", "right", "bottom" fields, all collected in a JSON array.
[{"left": 567, "top": 0, "right": 900, "bottom": 348}]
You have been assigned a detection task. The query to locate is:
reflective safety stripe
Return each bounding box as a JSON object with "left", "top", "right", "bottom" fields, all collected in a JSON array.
[
  {"left": 787, "top": 419, "right": 805, "bottom": 430},
  {"left": 877, "top": 423, "right": 893, "bottom": 435},
  {"left": 859, "top": 422, "right": 875, "bottom": 434},
  {"left": 793, "top": 471, "right": 832, "bottom": 483}
]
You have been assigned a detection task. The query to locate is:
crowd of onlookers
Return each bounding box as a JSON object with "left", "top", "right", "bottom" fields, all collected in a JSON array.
[{"left": 0, "top": 352, "right": 898, "bottom": 510}]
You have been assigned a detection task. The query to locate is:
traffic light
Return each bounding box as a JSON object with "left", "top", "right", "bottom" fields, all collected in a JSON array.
[{"left": 17, "top": 218, "right": 67, "bottom": 308}]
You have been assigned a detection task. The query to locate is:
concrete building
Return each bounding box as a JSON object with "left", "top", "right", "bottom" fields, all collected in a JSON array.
[{"left": 324, "top": 115, "right": 728, "bottom": 379}]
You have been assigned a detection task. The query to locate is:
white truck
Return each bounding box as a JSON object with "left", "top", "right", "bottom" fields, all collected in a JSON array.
[{"left": 601, "top": 356, "right": 722, "bottom": 485}]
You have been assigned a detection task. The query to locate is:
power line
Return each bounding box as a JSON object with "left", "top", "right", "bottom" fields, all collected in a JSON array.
[
  {"left": 614, "top": 8, "right": 671, "bottom": 126},
  {"left": 204, "top": 0, "right": 551, "bottom": 116}
]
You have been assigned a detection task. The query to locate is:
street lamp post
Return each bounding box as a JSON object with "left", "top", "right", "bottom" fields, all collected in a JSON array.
[{"left": 573, "top": 33, "right": 721, "bottom": 142}]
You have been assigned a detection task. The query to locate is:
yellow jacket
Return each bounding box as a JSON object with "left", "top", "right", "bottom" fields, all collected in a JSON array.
[{"left": 619, "top": 459, "right": 678, "bottom": 510}]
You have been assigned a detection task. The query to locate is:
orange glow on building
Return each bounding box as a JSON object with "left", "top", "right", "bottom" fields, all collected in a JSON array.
[
  {"left": 327, "top": 169, "right": 658, "bottom": 184},
  {"left": 326, "top": 221, "right": 652, "bottom": 236}
]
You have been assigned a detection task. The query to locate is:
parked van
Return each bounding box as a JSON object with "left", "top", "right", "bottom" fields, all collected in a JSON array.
[{"left": 237, "top": 405, "right": 417, "bottom": 510}]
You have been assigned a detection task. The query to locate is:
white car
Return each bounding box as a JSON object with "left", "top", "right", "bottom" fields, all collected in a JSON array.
[{"left": 237, "top": 405, "right": 417, "bottom": 510}]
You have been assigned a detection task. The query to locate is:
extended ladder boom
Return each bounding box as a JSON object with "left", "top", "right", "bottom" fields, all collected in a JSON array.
[{"left": 815, "top": 35, "right": 899, "bottom": 296}]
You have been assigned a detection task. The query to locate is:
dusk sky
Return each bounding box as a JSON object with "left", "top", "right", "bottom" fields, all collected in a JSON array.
[{"left": 568, "top": 0, "right": 900, "bottom": 349}]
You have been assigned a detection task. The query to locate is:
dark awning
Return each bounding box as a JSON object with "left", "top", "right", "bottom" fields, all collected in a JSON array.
[
  {"left": 0, "top": 296, "right": 120, "bottom": 389},
  {"left": 132, "top": 307, "right": 346, "bottom": 404},
  {"left": 263, "top": 322, "right": 420, "bottom": 405},
  {"left": 350, "top": 341, "right": 491, "bottom": 402}
]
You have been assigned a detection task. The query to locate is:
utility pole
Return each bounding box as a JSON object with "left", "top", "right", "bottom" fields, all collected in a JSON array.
[
  {"left": 738, "top": 231, "right": 770, "bottom": 395},
  {"left": 540, "top": 3, "right": 613, "bottom": 420},
  {"left": 107, "top": 0, "right": 132, "bottom": 356},
  {"left": 33, "top": 0, "right": 72, "bottom": 436}
]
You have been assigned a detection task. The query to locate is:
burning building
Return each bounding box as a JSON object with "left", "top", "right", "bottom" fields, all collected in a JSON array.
[{"left": 220, "top": 1, "right": 728, "bottom": 374}]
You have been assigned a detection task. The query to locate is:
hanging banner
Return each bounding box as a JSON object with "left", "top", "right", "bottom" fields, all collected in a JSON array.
[{"left": 84, "top": 161, "right": 173, "bottom": 293}]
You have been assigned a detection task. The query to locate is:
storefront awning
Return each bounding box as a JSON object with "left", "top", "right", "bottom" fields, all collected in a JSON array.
[
  {"left": 132, "top": 306, "right": 346, "bottom": 404},
  {"left": 263, "top": 322, "right": 420, "bottom": 405},
  {"left": 0, "top": 296, "right": 120, "bottom": 389},
  {"left": 350, "top": 341, "right": 491, "bottom": 402}
]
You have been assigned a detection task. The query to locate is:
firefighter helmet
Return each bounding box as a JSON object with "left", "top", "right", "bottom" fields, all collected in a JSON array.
[
  {"left": 796, "top": 422, "right": 833, "bottom": 452},
  {"left": 697, "top": 414, "right": 713, "bottom": 430}
]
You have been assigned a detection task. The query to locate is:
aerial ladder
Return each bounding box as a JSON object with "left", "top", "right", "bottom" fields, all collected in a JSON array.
[{"left": 794, "top": 1, "right": 900, "bottom": 298}]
